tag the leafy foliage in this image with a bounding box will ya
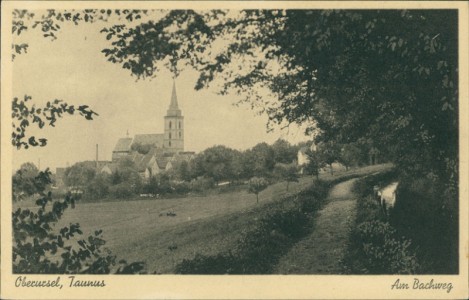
[12,162,40,201]
[13,170,144,274]
[342,172,456,274]
[274,163,299,191]
[390,176,458,273]
[316,141,341,175]
[346,220,419,274]
[12,95,98,149]
[243,143,276,178]
[12,9,148,60]
[271,139,298,164]
[130,142,152,155]
[99,9,457,186]
[248,177,269,203]
[191,145,240,183]
[63,162,97,188]
[304,149,324,179]
[339,143,363,170]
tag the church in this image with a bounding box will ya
[102,81,195,178]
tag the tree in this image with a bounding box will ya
[11,9,145,149]
[100,9,457,187]
[130,142,152,154]
[12,162,40,200]
[317,141,341,175]
[10,7,459,273]
[244,143,276,178]
[339,143,362,171]
[16,9,458,183]
[142,176,160,195]
[12,95,98,150]
[63,162,96,188]
[86,173,110,200]
[156,173,172,194]
[175,160,193,182]
[248,177,269,204]
[274,164,299,191]
[194,145,238,183]
[304,150,323,180]
[230,150,246,181]
[113,157,142,193]
[271,139,297,164]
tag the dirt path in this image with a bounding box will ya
[273,178,358,274]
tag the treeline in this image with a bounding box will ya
[61,140,300,200]
[13,139,377,202]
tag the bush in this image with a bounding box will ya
[173,181,191,195]
[355,195,384,223]
[175,253,238,274]
[109,182,135,199]
[190,177,215,193]
[341,173,425,275]
[141,176,160,195]
[84,173,110,200]
[175,179,331,274]
[390,176,458,273]
[348,220,419,274]
[296,180,329,213]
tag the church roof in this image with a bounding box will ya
[132,134,164,146]
[166,81,182,117]
[113,138,133,152]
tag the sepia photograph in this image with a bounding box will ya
[1,1,468,299]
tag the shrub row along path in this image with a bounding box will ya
[274,178,359,274]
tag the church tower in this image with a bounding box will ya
[164,81,184,152]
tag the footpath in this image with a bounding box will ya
[273,178,358,274]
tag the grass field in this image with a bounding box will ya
[13,164,392,273]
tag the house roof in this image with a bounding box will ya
[156,157,172,169]
[96,161,112,169]
[101,163,119,173]
[132,134,164,146]
[177,152,195,160]
[125,151,159,173]
[113,138,133,152]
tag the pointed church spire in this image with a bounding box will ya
[169,80,179,110]
[166,79,182,117]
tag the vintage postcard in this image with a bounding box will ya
[1,1,468,299]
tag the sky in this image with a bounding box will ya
[12,12,310,171]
